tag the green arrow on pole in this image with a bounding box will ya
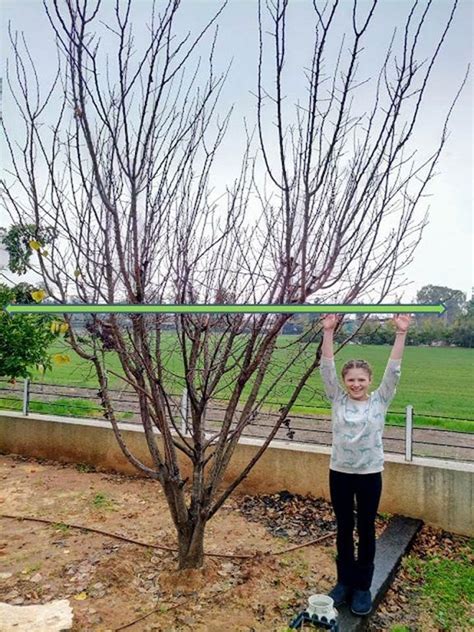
[5,303,445,314]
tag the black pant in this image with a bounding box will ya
[329,469,382,591]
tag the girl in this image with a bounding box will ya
[320,313,411,616]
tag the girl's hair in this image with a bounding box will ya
[341,359,373,379]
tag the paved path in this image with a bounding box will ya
[337,516,423,631]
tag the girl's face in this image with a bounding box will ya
[343,367,372,401]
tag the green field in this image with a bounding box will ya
[2,337,473,431]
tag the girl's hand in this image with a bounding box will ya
[322,314,339,331]
[393,314,411,333]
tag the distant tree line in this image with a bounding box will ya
[354,286,473,348]
[352,308,473,348]
[285,286,474,348]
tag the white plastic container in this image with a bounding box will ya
[307,594,338,621]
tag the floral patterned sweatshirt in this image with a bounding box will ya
[319,356,401,474]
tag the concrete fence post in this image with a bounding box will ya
[405,404,413,461]
[22,378,30,416]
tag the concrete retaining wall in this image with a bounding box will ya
[0,412,472,536]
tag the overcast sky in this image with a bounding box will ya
[1,0,472,301]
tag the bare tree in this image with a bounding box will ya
[0,0,465,568]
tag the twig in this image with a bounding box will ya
[114,597,186,631]
[114,579,237,631]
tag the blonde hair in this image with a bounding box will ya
[341,359,373,379]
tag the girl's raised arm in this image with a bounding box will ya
[377,314,411,405]
[390,314,411,360]
[322,314,339,358]
[320,315,343,402]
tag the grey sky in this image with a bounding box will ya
[1,0,472,300]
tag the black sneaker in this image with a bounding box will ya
[350,589,372,616]
[328,582,351,606]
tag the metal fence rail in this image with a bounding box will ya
[1,379,473,463]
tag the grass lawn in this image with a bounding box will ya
[3,337,472,430]
[401,540,474,631]
[0,396,133,420]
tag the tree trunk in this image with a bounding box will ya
[177,519,206,569]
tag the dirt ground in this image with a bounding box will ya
[1,454,471,632]
[0,453,346,631]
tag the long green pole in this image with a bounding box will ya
[5,303,445,314]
